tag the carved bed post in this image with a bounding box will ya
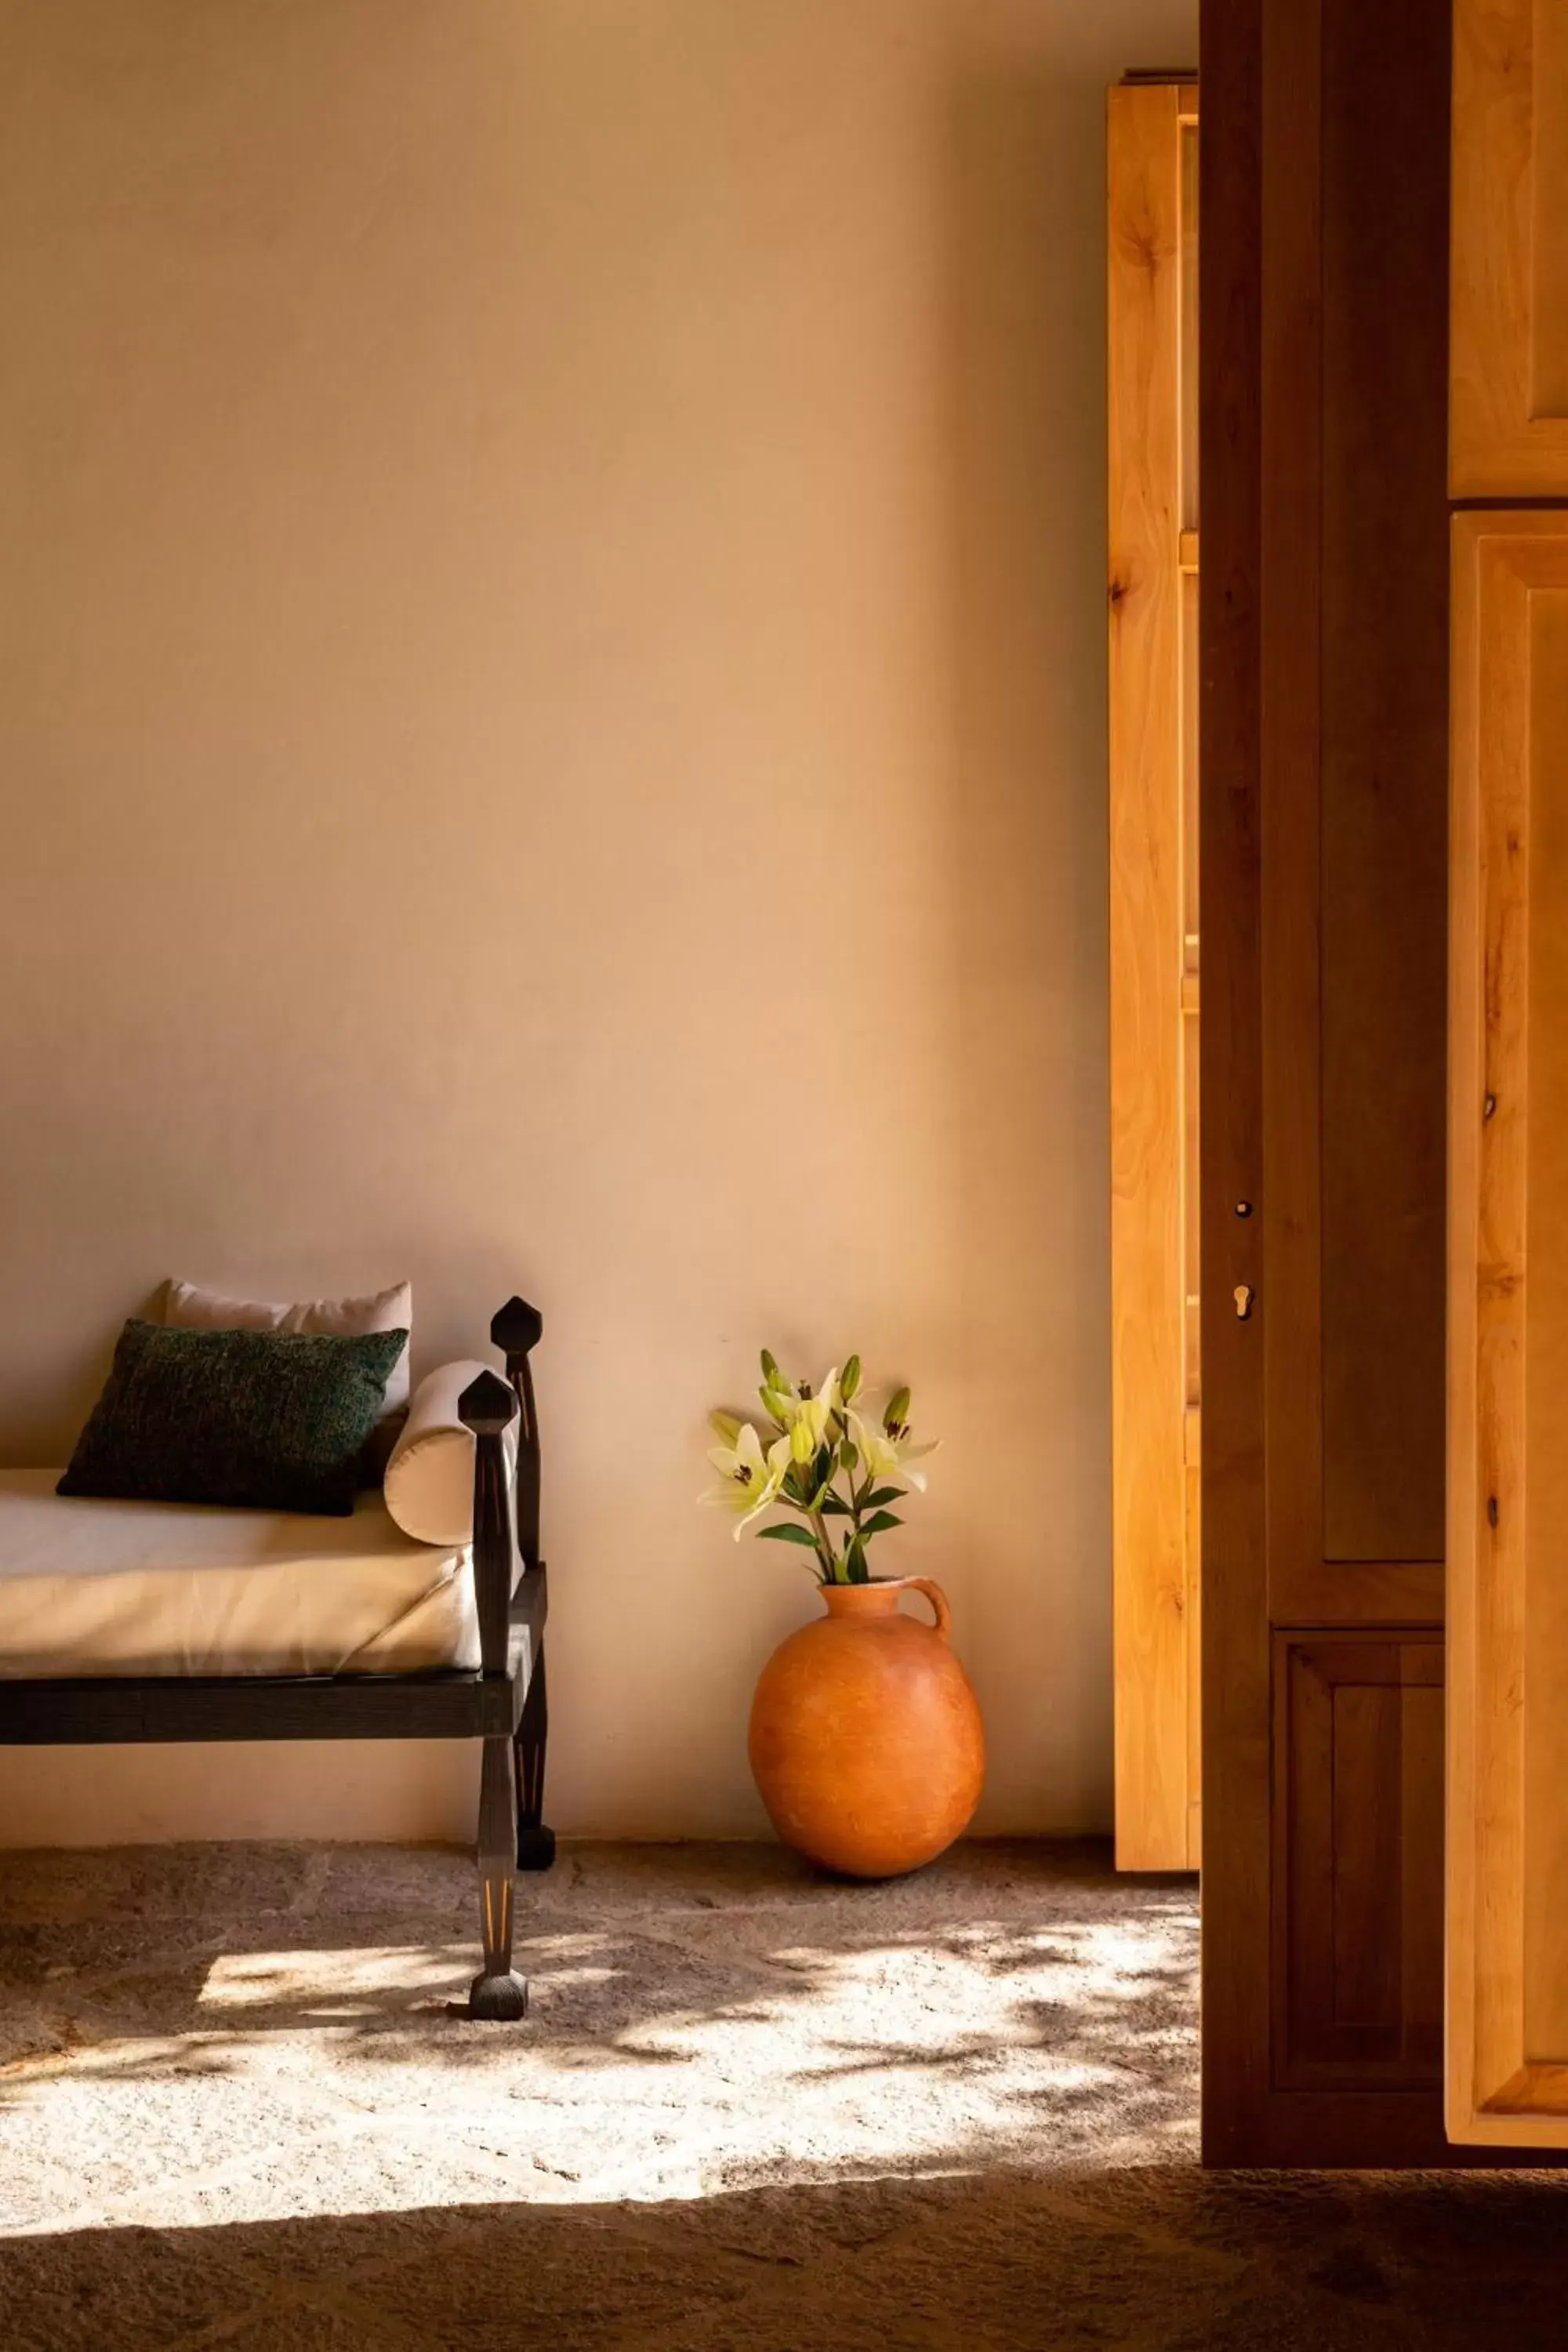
[491,1296,554,1871]
[459,1367,527,2020]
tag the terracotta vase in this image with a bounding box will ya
[747,1576,985,1878]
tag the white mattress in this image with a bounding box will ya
[0,1470,479,1678]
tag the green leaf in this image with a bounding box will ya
[813,1443,833,1489]
[844,1533,870,1584]
[860,1510,903,1537]
[756,1523,821,1548]
[819,1494,851,1516]
[862,1484,906,1508]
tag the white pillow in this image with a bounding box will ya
[162,1276,412,1419]
[383,1358,517,1547]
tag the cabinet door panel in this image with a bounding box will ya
[1448,510,1568,2146]
[1452,0,1568,495]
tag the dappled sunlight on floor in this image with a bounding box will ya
[0,1840,1198,2231]
[8,1847,1568,2349]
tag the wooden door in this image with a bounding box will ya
[1201,0,1459,2166]
[1448,511,1568,2148]
[1108,76,1201,1873]
[1445,0,1568,2157]
[1451,0,1568,495]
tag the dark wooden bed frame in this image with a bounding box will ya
[0,1296,554,2022]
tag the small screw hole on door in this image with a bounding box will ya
[1233,1283,1254,1322]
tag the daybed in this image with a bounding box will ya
[0,1295,552,2021]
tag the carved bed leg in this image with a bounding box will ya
[469,1733,528,2020]
[514,1643,556,1871]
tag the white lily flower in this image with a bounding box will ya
[700,1420,793,1537]
[770,1367,841,1466]
[848,1406,941,1494]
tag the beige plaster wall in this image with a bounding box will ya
[0,0,1196,1845]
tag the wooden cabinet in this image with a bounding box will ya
[1452,0,1568,496]
[1447,513,1568,2147]
[1108,77,1201,1873]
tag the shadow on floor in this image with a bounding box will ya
[7,2165,1568,2352]
[3,1846,1568,2347]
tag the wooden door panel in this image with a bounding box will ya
[1109,79,1202,1872]
[1261,0,1450,1624]
[1275,1634,1443,2086]
[1201,0,1459,2165]
[1448,510,1568,2146]
[1319,17,1450,1559]
[1318,0,1450,1570]
[1206,0,1568,2171]
[1452,0,1568,496]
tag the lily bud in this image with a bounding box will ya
[709,1410,745,1447]
[884,1386,912,1436]
[840,1355,862,1403]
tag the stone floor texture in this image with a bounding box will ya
[0,1838,1565,2347]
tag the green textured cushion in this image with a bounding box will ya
[58,1321,411,1516]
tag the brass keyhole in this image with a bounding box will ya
[1233,1283,1254,1322]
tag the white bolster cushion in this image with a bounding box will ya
[383,1359,517,1547]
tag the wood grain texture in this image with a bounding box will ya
[1452,0,1568,495]
[1109,78,1200,1871]
[1199,0,1268,2163]
[1319,0,1450,1563]
[1264,0,1450,1599]
[1274,1632,1443,2088]
[1447,510,1568,2145]
[1258,0,1326,1614]
[1202,0,1461,2166]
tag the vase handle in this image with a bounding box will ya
[902,1577,951,1642]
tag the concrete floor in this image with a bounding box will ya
[1,1839,1565,2347]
